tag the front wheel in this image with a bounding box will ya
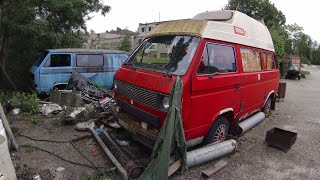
[203,116,229,145]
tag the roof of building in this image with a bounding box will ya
[146,10,275,52]
[47,48,128,54]
[107,28,138,35]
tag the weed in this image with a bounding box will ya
[301,70,310,76]
[83,175,107,180]
[47,127,54,134]
[10,92,39,114]
[24,143,36,153]
[29,117,44,125]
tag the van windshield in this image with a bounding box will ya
[34,51,49,66]
[124,35,200,76]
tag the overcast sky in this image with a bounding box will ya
[86,0,320,43]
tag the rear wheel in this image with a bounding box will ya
[203,116,229,145]
[263,98,272,116]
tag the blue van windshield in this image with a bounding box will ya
[35,51,49,66]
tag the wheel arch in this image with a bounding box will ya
[52,83,68,90]
[264,90,275,107]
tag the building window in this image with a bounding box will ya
[240,48,262,72]
[76,54,104,67]
[148,27,152,32]
[198,43,236,74]
[141,27,145,33]
[44,54,71,67]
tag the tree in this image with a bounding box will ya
[0,0,110,89]
[117,35,132,52]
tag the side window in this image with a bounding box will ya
[198,43,236,74]
[106,54,128,66]
[265,53,275,70]
[44,54,71,67]
[240,48,262,72]
[76,54,104,67]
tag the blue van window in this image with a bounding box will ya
[44,54,71,67]
[76,54,104,67]
[106,54,128,66]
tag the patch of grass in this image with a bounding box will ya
[24,143,37,153]
[47,127,54,134]
[11,92,39,114]
[83,175,107,180]
[301,70,310,76]
[29,117,44,125]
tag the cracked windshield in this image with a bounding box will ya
[125,35,200,75]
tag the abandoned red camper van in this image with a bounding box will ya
[111,10,279,148]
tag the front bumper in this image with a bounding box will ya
[110,104,158,148]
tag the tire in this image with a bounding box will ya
[203,116,229,145]
[263,98,272,116]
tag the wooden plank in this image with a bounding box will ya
[201,160,227,178]
[89,127,128,180]
[168,159,182,177]
[0,104,19,151]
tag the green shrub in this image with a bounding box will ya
[11,92,39,114]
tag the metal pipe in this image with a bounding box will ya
[186,139,237,168]
[238,112,265,134]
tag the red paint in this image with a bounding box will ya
[234,26,246,36]
[114,37,279,141]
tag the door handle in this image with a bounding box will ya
[234,84,241,89]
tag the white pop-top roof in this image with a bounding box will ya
[193,10,275,52]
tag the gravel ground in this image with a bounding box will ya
[173,64,320,180]
[9,114,118,180]
[8,65,320,180]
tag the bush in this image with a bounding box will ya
[11,92,39,114]
[301,56,311,65]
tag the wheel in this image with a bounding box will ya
[203,116,229,145]
[263,98,272,116]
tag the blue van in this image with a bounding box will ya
[31,49,129,94]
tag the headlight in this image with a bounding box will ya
[113,81,118,90]
[162,96,170,110]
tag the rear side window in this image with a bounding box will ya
[197,43,236,74]
[106,54,128,66]
[44,54,71,67]
[264,53,275,70]
[241,48,262,72]
[76,54,104,67]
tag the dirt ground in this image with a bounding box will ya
[7,65,320,180]
[8,112,151,180]
[172,64,320,180]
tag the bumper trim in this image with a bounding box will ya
[110,105,158,148]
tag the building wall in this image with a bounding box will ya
[83,22,166,52]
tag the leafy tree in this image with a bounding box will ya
[117,35,132,52]
[0,0,110,89]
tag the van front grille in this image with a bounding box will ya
[115,80,161,110]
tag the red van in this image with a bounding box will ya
[111,10,279,148]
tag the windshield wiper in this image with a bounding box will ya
[163,67,173,78]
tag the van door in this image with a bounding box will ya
[39,53,73,93]
[74,53,128,89]
[190,42,241,139]
[238,48,264,119]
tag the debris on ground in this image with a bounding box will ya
[39,103,62,116]
[11,108,21,115]
[75,121,95,131]
[201,160,227,178]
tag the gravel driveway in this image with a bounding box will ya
[173,64,320,180]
